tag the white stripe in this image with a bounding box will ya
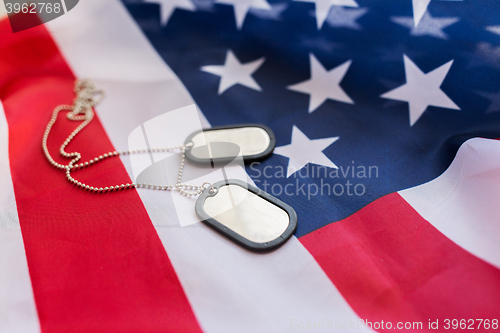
[0,102,41,333]
[47,1,372,332]
[400,138,500,269]
[0,1,7,20]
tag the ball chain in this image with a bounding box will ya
[42,79,214,197]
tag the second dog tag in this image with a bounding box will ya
[195,179,297,252]
[185,124,275,164]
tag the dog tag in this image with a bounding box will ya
[185,124,275,164]
[195,179,297,252]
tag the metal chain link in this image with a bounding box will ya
[42,79,214,197]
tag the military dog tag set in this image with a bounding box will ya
[43,80,297,252]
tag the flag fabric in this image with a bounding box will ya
[0,0,500,332]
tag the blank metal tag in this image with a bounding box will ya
[195,179,297,252]
[185,124,275,164]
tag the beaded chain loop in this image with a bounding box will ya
[42,79,213,197]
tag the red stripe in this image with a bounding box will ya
[301,192,500,332]
[0,16,12,33]
[0,20,202,333]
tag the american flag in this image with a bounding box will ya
[0,0,499,332]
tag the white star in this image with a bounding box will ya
[467,42,500,70]
[477,90,500,114]
[486,26,500,36]
[216,0,272,29]
[145,0,196,26]
[325,7,368,30]
[294,0,359,29]
[201,50,265,94]
[287,54,354,113]
[412,0,431,27]
[391,11,459,39]
[412,0,462,27]
[249,2,288,21]
[274,126,339,178]
[191,0,216,11]
[380,55,460,126]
